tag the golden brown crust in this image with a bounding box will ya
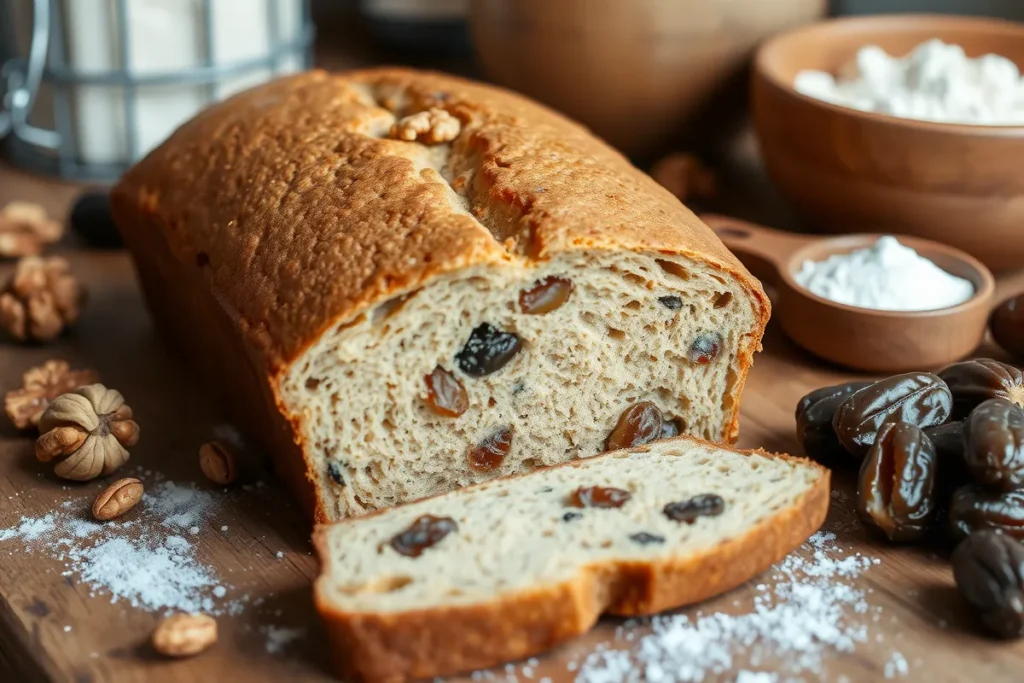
[312,438,829,683]
[112,68,768,369]
[111,68,770,520]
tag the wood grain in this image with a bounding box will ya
[1,146,1024,683]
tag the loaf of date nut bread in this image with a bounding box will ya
[110,68,770,522]
[313,437,829,683]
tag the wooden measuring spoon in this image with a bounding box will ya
[702,214,995,373]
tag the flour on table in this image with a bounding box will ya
[795,39,1024,125]
[794,236,974,311]
[0,478,239,615]
[734,672,775,683]
[0,513,56,542]
[570,532,897,683]
[261,625,306,654]
[884,652,909,679]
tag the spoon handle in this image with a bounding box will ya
[700,214,819,286]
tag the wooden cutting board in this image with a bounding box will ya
[2,169,1024,683]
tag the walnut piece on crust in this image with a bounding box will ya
[390,108,461,144]
[0,202,63,258]
[650,153,718,203]
[36,384,140,481]
[5,360,100,430]
[0,256,86,343]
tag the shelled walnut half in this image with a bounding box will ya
[4,360,99,430]
[35,384,140,481]
[390,108,461,144]
[0,202,63,258]
[0,256,86,342]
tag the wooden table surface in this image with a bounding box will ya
[2,138,1024,682]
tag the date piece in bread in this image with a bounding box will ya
[111,68,770,522]
[313,436,829,683]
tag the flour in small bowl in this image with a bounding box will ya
[794,39,1024,125]
[793,236,974,311]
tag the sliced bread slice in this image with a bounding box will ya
[313,437,830,683]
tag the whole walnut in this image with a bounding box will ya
[0,202,63,258]
[0,256,85,342]
[35,384,140,481]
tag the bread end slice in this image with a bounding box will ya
[313,438,829,683]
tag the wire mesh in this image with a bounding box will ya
[0,0,314,181]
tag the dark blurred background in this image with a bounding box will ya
[2,0,1024,181]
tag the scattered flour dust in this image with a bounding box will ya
[261,625,306,654]
[569,532,897,683]
[0,477,240,615]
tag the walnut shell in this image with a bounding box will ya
[36,384,140,481]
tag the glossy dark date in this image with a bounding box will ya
[952,530,1024,639]
[923,420,972,493]
[991,294,1024,359]
[832,372,952,458]
[938,359,1024,418]
[857,422,938,542]
[964,398,1024,492]
[796,380,873,463]
[949,485,1024,541]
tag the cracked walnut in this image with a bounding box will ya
[0,256,86,342]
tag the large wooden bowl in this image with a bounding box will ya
[752,15,1024,272]
[470,0,825,159]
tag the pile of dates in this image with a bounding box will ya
[797,358,1024,638]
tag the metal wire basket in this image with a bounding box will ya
[0,0,314,181]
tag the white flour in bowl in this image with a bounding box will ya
[794,39,1024,125]
[793,236,974,311]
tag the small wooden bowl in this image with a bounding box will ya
[752,14,1024,271]
[702,215,995,372]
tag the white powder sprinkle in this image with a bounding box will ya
[221,525,229,532]
[735,672,775,683]
[575,532,883,683]
[884,652,909,679]
[0,514,56,542]
[213,423,245,448]
[63,625,72,633]
[147,482,216,529]
[262,625,305,654]
[189,526,200,535]
[276,551,284,559]
[0,481,237,614]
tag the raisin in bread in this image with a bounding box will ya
[313,436,829,683]
[110,68,770,522]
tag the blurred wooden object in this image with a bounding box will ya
[754,15,1024,271]
[470,0,826,159]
